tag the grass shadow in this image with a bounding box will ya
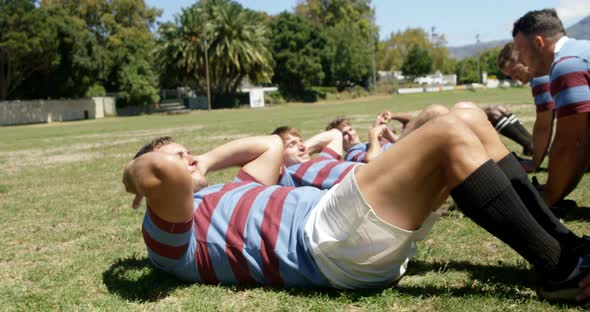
[102,255,579,308]
[397,260,580,308]
[102,255,190,302]
[406,259,535,288]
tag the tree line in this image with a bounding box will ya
[0,0,506,107]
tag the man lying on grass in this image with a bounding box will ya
[123,106,590,302]
[270,106,453,191]
[324,111,406,163]
[270,126,356,189]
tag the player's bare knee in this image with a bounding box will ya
[453,101,478,110]
[423,104,449,117]
[431,115,476,146]
[450,107,488,129]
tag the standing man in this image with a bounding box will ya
[512,9,590,206]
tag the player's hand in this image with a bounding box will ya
[369,124,386,139]
[194,154,209,176]
[374,111,392,126]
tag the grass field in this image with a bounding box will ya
[1,87,589,311]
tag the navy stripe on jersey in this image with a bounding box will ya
[143,169,330,287]
[279,147,357,189]
[531,76,555,112]
[549,38,590,118]
[345,141,394,163]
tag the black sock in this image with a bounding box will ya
[494,115,533,153]
[450,160,578,279]
[497,153,583,248]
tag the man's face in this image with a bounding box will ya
[281,134,310,167]
[340,124,360,149]
[513,33,551,77]
[157,143,208,191]
[501,62,530,84]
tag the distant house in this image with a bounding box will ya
[414,71,457,86]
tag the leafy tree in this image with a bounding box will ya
[378,28,455,74]
[480,47,503,78]
[401,45,432,78]
[270,12,326,96]
[17,7,102,99]
[157,0,273,107]
[295,0,372,27]
[325,22,372,88]
[41,0,161,106]
[455,47,504,84]
[455,57,479,84]
[0,0,58,100]
[295,0,377,89]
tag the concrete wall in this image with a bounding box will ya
[94,97,116,116]
[0,97,115,126]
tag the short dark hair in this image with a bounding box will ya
[134,136,175,159]
[325,116,351,131]
[271,126,301,141]
[496,42,519,70]
[512,9,566,38]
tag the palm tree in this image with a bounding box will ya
[157,0,273,105]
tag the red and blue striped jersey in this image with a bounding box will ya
[142,170,330,287]
[531,76,555,112]
[345,141,394,163]
[549,38,590,118]
[279,147,356,189]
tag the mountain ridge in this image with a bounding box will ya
[448,15,590,60]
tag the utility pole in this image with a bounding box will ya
[476,34,481,83]
[371,35,377,95]
[369,7,377,95]
[204,37,211,111]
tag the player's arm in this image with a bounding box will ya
[123,152,195,222]
[198,135,283,186]
[389,112,414,127]
[304,129,343,155]
[526,110,554,172]
[381,126,399,143]
[364,125,386,163]
[544,113,589,205]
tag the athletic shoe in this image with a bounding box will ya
[550,199,578,218]
[523,145,533,156]
[537,255,590,301]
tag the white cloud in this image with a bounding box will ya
[556,0,590,24]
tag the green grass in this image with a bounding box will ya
[1,87,588,311]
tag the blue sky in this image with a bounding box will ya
[145,0,590,46]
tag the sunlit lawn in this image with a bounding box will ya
[1,87,589,311]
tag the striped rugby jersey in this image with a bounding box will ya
[279,147,356,189]
[142,170,330,287]
[549,37,590,118]
[530,75,555,112]
[345,140,394,163]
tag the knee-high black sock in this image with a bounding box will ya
[496,153,583,248]
[494,114,533,154]
[450,160,578,278]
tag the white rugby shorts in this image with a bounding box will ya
[304,165,441,289]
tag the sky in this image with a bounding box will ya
[145,0,590,47]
